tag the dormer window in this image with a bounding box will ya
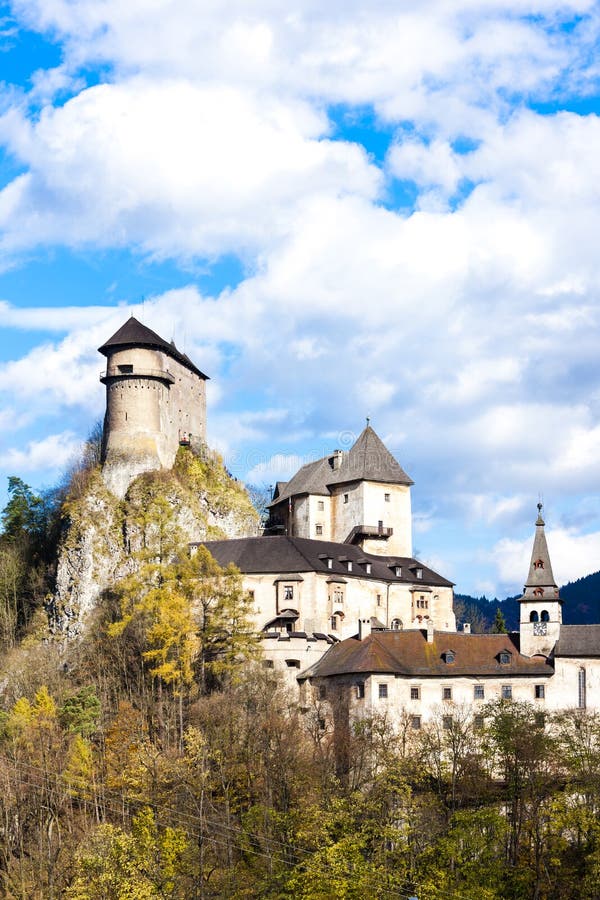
[499,651,512,665]
[444,650,455,664]
[395,566,402,577]
[347,561,352,573]
[365,562,372,574]
[416,568,423,580]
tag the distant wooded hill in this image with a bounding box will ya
[455,570,600,632]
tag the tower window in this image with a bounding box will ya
[317,500,325,511]
[410,686,420,700]
[384,493,390,502]
[315,525,323,536]
[530,611,539,623]
[378,683,388,699]
[541,610,550,622]
[283,585,294,601]
[343,494,349,504]
[534,684,545,700]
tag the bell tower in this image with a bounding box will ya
[518,503,562,657]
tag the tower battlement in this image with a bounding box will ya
[99,316,209,497]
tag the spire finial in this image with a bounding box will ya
[536,501,544,526]
[366,416,370,427]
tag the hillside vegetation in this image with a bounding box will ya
[1,449,600,897]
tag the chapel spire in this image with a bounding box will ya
[522,503,559,600]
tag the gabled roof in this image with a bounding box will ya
[196,535,453,587]
[270,425,412,505]
[98,316,209,380]
[300,630,553,679]
[555,625,600,657]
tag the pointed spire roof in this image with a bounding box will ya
[344,425,413,486]
[98,316,208,379]
[269,425,412,506]
[520,503,560,602]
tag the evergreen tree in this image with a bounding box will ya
[491,607,507,633]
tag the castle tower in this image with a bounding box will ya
[99,316,209,497]
[266,424,413,556]
[518,503,562,657]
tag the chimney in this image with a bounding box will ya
[463,623,471,634]
[426,619,434,644]
[358,618,372,641]
[329,450,343,471]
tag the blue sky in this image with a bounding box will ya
[1,0,600,598]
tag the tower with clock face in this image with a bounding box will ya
[518,504,562,658]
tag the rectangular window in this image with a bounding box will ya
[474,685,485,700]
[285,659,301,668]
[343,494,349,504]
[443,715,453,730]
[378,683,388,699]
[411,715,421,730]
[410,686,420,700]
[317,500,325,511]
[315,524,323,535]
[416,569,423,579]
[377,593,382,606]
[535,684,545,700]
[579,668,586,709]
[474,715,485,730]
[283,585,294,601]
[501,685,513,700]
[248,590,255,601]
[356,683,365,699]
[443,686,452,701]
[384,493,391,502]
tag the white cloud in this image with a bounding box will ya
[0,78,380,263]
[245,453,307,486]
[0,431,81,473]
[493,526,600,591]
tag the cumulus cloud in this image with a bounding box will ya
[492,526,600,593]
[0,431,81,473]
[0,78,380,262]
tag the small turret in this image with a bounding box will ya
[518,503,562,657]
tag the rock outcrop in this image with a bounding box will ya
[51,447,260,633]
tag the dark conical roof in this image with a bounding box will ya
[98,316,208,379]
[519,503,560,603]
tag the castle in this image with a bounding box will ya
[98,317,600,711]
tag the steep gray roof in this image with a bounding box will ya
[195,535,453,587]
[299,630,553,679]
[555,625,600,657]
[519,504,560,603]
[270,425,413,505]
[99,316,209,380]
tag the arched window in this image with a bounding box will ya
[530,611,539,623]
[540,610,550,622]
[391,618,403,631]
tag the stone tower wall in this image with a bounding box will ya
[101,344,207,496]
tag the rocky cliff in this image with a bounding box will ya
[51,446,260,633]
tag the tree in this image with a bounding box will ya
[491,607,507,634]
